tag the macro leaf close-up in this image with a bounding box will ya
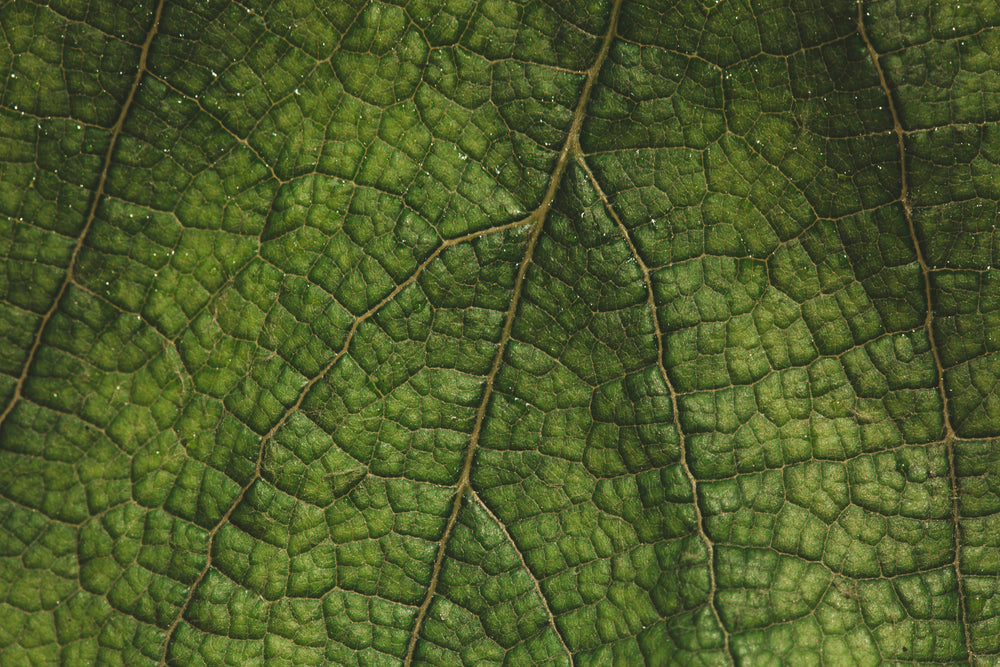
[2,0,1000,664]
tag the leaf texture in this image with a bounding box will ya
[1,0,999,664]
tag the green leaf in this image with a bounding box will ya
[1,0,999,664]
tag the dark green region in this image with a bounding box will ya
[1,0,999,665]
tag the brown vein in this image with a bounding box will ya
[0,0,166,432]
[402,182,546,667]
[470,489,573,661]
[575,153,735,664]
[402,1,625,663]
[156,216,530,665]
[856,0,970,659]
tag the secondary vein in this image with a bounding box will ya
[157,217,529,665]
[575,153,735,665]
[856,0,971,660]
[0,0,166,432]
[402,1,626,663]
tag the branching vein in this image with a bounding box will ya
[0,0,166,432]
[403,0,626,663]
[158,217,530,665]
[856,0,971,660]
[575,152,735,665]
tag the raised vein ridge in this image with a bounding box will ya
[403,1,626,663]
[575,153,736,665]
[0,0,166,432]
[157,217,529,665]
[856,0,971,660]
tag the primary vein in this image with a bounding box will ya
[403,1,626,663]
[0,0,166,432]
[157,217,529,665]
[575,153,736,665]
[856,0,970,660]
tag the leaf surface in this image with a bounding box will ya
[1,0,999,664]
